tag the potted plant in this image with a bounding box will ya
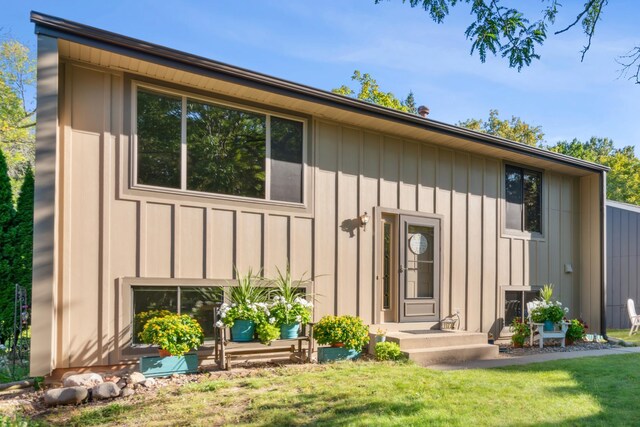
[313,315,370,362]
[138,314,204,377]
[529,284,569,331]
[375,328,387,343]
[216,269,280,345]
[565,318,587,345]
[269,266,313,339]
[509,317,530,348]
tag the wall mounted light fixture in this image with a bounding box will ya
[359,211,370,231]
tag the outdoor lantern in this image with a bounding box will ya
[359,211,370,231]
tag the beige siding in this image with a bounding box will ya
[41,57,602,372]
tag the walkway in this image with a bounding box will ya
[428,346,640,370]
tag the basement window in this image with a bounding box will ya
[505,165,542,234]
[132,286,222,344]
[504,289,539,325]
[135,85,305,204]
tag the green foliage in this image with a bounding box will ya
[375,1,613,73]
[313,315,370,351]
[565,318,587,343]
[548,137,640,205]
[256,322,280,345]
[374,341,404,361]
[530,300,567,323]
[229,268,267,306]
[540,284,554,303]
[134,309,173,340]
[509,317,530,346]
[139,314,204,356]
[458,109,544,146]
[0,149,15,340]
[269,266,313,325]
[333,70,418,113]
[11,169,33,296]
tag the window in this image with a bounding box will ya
[132,286,222,344]
[135,86,305,203]
[504,289,539,325]
[505,165,542,234]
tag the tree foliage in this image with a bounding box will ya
[0,148,15,340]
[333,70,418,113]
[548,137,640,205]
[458,109,545,147]
[375,1,640,82]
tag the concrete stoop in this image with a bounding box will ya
[371,328,498,366]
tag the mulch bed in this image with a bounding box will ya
[498,341,616,357]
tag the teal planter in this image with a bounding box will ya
[231,319,255,342]
[280,322,300,339]
[140,353,198,378]
[543,320,555,331]
[317,346,361,363]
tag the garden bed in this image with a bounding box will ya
[498,340,615,357]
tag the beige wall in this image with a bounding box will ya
[33,53,604,374]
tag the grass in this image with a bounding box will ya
[35,354,640,426]
[606,329,640,345]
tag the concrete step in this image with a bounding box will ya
[384,331,489,350]
[404,344,499,366]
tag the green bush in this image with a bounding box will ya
[375,341,404,361]
[313,315,369,351]
[510,318,530,347]
[139,314,204,356]
[566,318,587,342]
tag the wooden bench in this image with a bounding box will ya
[215,324,314,370]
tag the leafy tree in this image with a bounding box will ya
[458,110,545,147]
[0,40,36,189]
[333,70,419,113]
[375,1,639,83]
[12,168,33,302]
[0,148,15,340]
[548,137,640,205]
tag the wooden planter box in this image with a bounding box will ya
[139,353,199,377]
[317,347,360,363]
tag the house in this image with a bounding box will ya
[606,200,640,329]
[30,12,608,376]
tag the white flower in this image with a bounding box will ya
[269,317,276,324]
[215,320,224,328]
[231,303,236,308]
[286,304,292,310]
[296,315,302,322]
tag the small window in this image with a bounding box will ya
[505,165,542,234]
[132,286,222,344]
[135,86,304,204]
[504,289,539,325]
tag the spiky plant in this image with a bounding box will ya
[271,265,312,303]
[229,267,267,305]
[540,284,554,302]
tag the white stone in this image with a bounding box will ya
[63,373,103,388]
[128,371,146,384]
[91,382,121,400]
[44,386,88,406]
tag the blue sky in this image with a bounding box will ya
[3,1,639,149]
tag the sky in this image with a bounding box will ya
[3,0,639,149]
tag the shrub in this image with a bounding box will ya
[375,341,404,361]
[530,300,567,323]
[256,322,280,345]
[313,315,369,351]
[139,314,204,356]
[510,317,530,347]
[565,318,587,342]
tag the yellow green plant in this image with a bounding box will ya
[139,314,204,356]
[313,315,369,351]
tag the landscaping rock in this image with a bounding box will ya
[44,386,88,406]
[127,372,146,384]
[116,379,127,389]
[60,371,79,381]
[63,373,103,388]
[91,382,121,400]
[120,387,135,398]
[140,378,156,388]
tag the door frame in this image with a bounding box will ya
[373,207,445,325]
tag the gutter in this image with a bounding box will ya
[30,11,609,174]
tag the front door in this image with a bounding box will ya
[399,216,440,322]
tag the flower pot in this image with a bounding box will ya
[140,353,198,378]
[317,346,360,363]
[280,322,300,339]
[158,349,172,357]
[231,319,255,342]
[543,320,555,331]
[375,335,386,343]
[331,342,345,348]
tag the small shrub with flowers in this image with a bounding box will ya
[565,318,588,343]
[529,300,568,323]
[510,317,530,346]
[139,314,204,356]
[269,295,313,326]
[313,315,370,351]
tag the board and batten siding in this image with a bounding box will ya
[313,120,582,332]
[606,201,640,329]
[46,60,600,371]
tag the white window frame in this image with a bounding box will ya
[501,162,546,240]
[131,81,308,206]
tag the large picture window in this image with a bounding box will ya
[135,86,305,203]
[505,165,542,234]
[132,286,222,344]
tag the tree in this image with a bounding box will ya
[548,137,640,205]
[0,148,15,341]
[0,40,36,187]
[333,70,419,113]
[375,1,639,83]
[458,110,545,147]
[12,167,33,302]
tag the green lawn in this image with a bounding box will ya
[27,354,640,426]
[607,329,640,345]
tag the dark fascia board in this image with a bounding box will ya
[31,11,609,174]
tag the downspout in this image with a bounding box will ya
[600,171,607,338]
